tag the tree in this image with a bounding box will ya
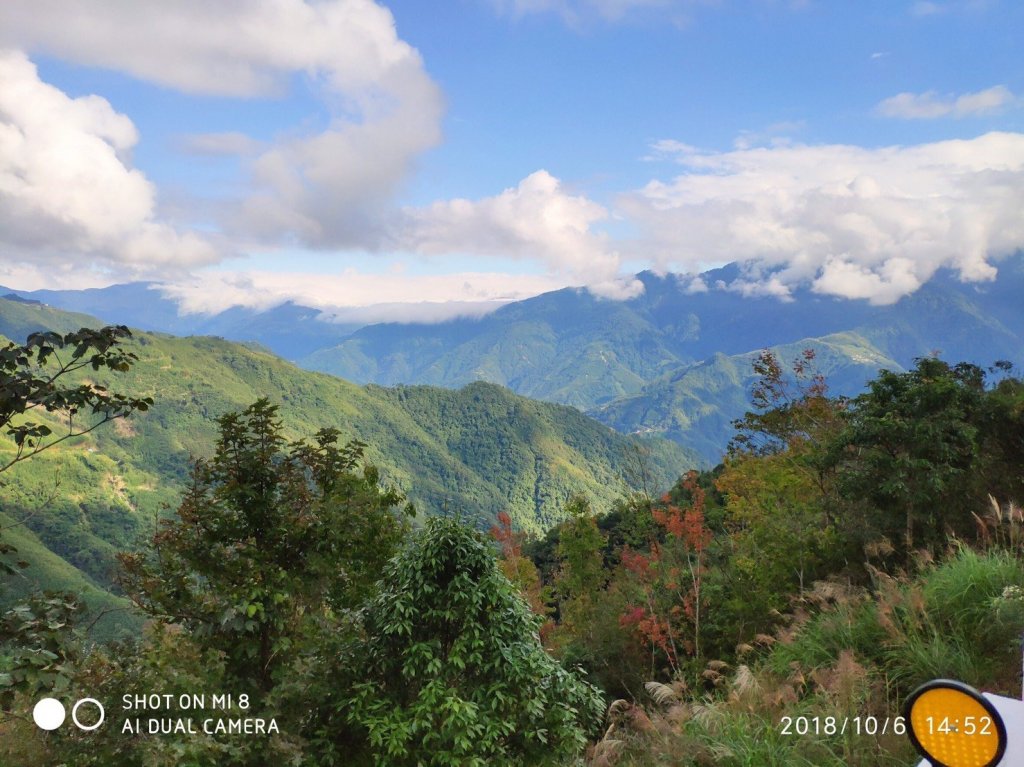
[730,348,842,458]
[0,325,152,474]
[618,471,712,676]
[0,593,82,711]
[717,347,846,603]
[554,494,607,611]
[490,511,550,630]
[119,398,411,695]
[715,451,837,637]
[830,358,986,556]
[975,371,1024,504]
[343,517,604,767]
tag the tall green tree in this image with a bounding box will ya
[715,451,837,636]
[730,348,843,458]
[554,494,607,610]
[119,398,411,695]
[976,369,1024,504]
[342,516,604,767]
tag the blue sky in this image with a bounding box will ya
[0,0,1022,319]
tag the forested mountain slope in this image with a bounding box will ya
[7,254,1022,468]
[588,333,902,463]
[303,258,1024,411]
[0,298,692,633]
[301,256,1024,460]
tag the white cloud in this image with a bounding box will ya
[156,269,568,323]
[620,132,1024,303]
[0,51,217,277]
[0,0,444,251]
[876,85,1017,119]
[732,121,806,150]
[0,0,422,99]
[397,170,642,299]
[0,1,635,302]
[237,67,442,248]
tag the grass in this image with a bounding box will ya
[597,546,1024,767]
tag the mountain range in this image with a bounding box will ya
[300,257,1024,462]
[6,253,1023,464]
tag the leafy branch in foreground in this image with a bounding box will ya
[0,325,153,474]
[0,325,152,578]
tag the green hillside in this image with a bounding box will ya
[0,512,136,642]
[589,333,901,463]
[0,295,102,338]
[14,258,1024,468]
[0,298,694,624]
[302,291,684,409]
[366,381,689,530]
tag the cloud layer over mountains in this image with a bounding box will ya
[628,131,1024,304]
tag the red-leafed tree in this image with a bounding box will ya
[490,511,551,633]
[619,471,712,674]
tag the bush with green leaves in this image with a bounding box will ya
[342,516,604,767]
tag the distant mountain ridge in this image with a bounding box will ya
[298,255,1024,460]
[7,254,1023,463]
[0,282,361,360]
[588,333,903,463]
[302,261,1022,396]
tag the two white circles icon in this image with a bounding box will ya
[32,698,105,731]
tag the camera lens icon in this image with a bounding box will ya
[32,697,105,731]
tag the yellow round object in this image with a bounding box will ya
[906,682,1005,767]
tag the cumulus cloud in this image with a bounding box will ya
[0,0,424,99]
[620,132,1024,303]
[876,85,1017,119]
[0,0,443,251]
[396,170,642,299]
[238,67,442,248]
[156,269,567,323]
[0,1,639,304]
[0,51,217,277]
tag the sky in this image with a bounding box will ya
[0,0,1022,320]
